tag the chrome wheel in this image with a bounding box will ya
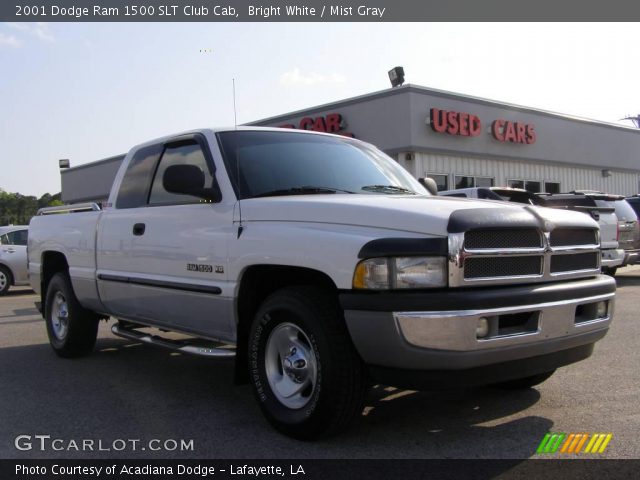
[265,322,318,409]
[0,271,7,291]
[51,291,69,341]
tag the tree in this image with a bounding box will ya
[0,189,63,225]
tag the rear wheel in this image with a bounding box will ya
[248,286,367,439]
[45,272,100,358]
[0,266,11,296]
[493,370,556,390]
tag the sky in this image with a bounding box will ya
[1,22,639,197]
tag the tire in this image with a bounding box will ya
[248,286,367,439]
[0,265,12,296]
[602,267,618,277]
[493,370,556,390]
[45,272,100,358]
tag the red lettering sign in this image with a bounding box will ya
[492,119,536,144]
[278,113,354,137]
[430,108,482,137]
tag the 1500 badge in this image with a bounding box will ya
[187,263,213,273]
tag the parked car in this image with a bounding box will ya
[29,127,615,439]
[440,186,546,205]
[606,198,640,269]
[562,192,640,273]
[539,193,624,275]
[0,225,29,295]
[625,195,640,218]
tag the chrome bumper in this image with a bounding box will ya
[623,249,640,266]
[601,248,625,267]
[394,292,614,352]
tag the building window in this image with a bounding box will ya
[544,181,560,194]
[508,179,544,193]
[455,175,474,189]
[524,181,541,193]
[427,173,449,191]
[476,177,495,188]
[455,175,495,189]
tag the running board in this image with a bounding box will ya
[111,324,235,358]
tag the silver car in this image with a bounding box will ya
[0,226,29,295]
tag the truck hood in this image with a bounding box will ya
[238,195,598,236]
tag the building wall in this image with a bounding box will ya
[397,152,639,196]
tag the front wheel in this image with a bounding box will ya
[602,267,618,277]
[248,286,367,439]
[0,265,11,296]
[45,272,100,358]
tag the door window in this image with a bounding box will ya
[6,230,28,246]
[149,142,214,205]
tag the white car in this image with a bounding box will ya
[0,225,29,295]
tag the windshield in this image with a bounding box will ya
[217,130,427,199]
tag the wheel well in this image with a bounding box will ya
[0,263,14,285]
[41,252,69,314]
[234,265,338,384]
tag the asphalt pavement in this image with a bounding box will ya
[1,268,638,459]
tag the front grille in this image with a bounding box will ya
[550,228,597,247]
[464,256,543,279]
[453,226,600,287]
[550,252,599,273]
[464,228,542,249]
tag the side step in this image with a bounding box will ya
[111,324,235,358]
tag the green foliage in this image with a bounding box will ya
[0,189,62,225]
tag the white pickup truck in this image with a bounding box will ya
[28,127,616,439]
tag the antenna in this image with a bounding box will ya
[232,78,238,128]
[621,114,640,128]
[233,78,243,238]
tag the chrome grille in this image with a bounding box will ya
[449,226,601,287]
[465,256,543,279]
[550,252,600,273]
[464,228,542,249]
[550,228,598,247]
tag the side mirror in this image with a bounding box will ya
[418,177,439,195]
[163,164,221,201]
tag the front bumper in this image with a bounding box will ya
[340,275,615,388]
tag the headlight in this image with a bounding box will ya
[353,256,447,289]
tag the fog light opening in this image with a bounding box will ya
[595,301,608,319]
[476,317,490,339]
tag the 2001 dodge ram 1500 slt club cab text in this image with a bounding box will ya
[29,127,616,439]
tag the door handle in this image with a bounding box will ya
[133,223,146,236]
[3,248,15,253]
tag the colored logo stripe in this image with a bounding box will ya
[584,433,613,454]
[537,433,566,453]
[537,433,613,454]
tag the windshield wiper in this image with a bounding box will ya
[361,185,417,194]
[252,186,355,198]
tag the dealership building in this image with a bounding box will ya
[61,84,640,203]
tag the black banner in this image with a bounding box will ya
[3,0,640,22]
[3,459,640,480]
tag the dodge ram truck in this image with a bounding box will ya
[28,127,616,439]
